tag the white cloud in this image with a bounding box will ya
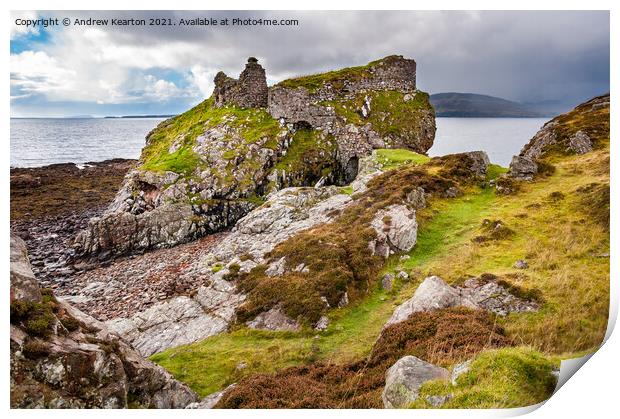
[11,51,77,97]
[11,11,39,40]
[189,65,216,98]
[142,75,186,101]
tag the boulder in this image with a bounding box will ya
[246,307,300,332]
[508,156,537,180]
[370,204,418,258]
[463,151,490,179]
[10,235,41,303]
[385,276,477,327]
[9,234,199,408]
[382,356,449,408]
[513,259,529,269]
[381,273,395,291]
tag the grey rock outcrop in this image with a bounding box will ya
[385,274,540,328]
[74,203,199,257]
[508,155,538,180]
[509,94,609,178]
[105,284,241,357]
[10,235,41,303]
[369,204,418,258]
[382,356,449,408]
[246,307,300,332]
[457,276,539,316]
[385,276,477,327]
[567,130,593,154]
[10,234,199,409]
[96,186,352,354]
[74,55,436,259]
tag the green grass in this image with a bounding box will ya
[323,90,433,142]
[486,163,509,181]
[412,347,558,408]
[375,149,431,171]
[150,329,315,396]
[151,186,499,396]
[141,145,201,175]
[140,97,281,179]
[272,128,335,172]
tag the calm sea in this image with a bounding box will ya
[430,118,547,166]
[10,117,547,168]
[10,118,166,168]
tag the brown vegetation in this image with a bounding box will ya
[236,155,487,326]
[217,308,511,408]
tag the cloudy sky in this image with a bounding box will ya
[10,10,609,117]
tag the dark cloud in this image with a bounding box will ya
[12,10,609,115]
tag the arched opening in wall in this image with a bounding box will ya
[343,157,359,184]
[293,120,313,131]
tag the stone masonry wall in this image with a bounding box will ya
[213,57,268,108]
[268,55,417,128]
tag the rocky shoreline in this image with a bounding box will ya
[10,159,234,321]
[10,159,137,287]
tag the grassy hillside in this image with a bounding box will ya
[150,94,609,407]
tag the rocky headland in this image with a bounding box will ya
[10,55,609,409]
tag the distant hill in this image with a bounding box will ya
[105,114,176,119]
[430,93,547,117]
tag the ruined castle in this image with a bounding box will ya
[213,55,418,127]
[211,55,428,186]
[74,55,435,259]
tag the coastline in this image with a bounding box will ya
[10,158,136,287]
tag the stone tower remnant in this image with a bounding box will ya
[213,57,269,108]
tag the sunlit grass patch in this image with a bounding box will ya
[412,347,558,409]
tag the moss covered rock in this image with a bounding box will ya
[75,56,436,258]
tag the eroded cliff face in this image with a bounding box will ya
[508,93,609,179]
[10,235,198,408]
[74,55,436,259]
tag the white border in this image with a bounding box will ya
[3,2,616,418]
